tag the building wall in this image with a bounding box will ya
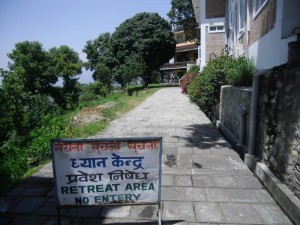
[206,0,225,18]
[249,0,277,45]
[200,0,226,70]
[205,27,226,61]
[248,0,299,69]
[226,0,300,69]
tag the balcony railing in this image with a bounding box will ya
[160,61,196,71]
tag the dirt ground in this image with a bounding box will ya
[72,101,115,126]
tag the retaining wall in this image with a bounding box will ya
[256,67,300,199]
[219,85,252,151]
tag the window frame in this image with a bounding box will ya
[176,34,185,44]
[238,0,246,37]
[253,0,269,19]
[208,25,225,33]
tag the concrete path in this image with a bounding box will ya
[0,87,294,225]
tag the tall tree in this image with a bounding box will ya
[83,32,117,88]
[111,12,176,87]
[168,0,198,41]
[6,41,57,95]
[2,41,83,114]
[48,45,83,109]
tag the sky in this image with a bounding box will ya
[0,0,172,84]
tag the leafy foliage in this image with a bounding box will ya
[226,56,255,86]
[83,13,175,88]
[83,33,116,88]
[48,45,83,109]
[0,114,73,193]
[187,65,199,74]
[6,41,57,95]
[181,72,198,94]
[187,53,235,112]
[168,0,198,41]
[0,41,83,194]
[111,12,176,87]
[119,55,147,85]
[187,53,255,114]
[79,82,109,103]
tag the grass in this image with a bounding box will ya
[0,85,162,196]
[71,85,161,138]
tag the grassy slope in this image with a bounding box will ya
[0,85,162,195]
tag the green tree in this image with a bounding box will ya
[48,45,83,109]
[111,12,176,87]
[168,0,198,41]
[119,55,147,85]
[0,41,82,140]
[6,41,56,95]
[83,33,116,88]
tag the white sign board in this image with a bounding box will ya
[51,137,162,206]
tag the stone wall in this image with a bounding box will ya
[219,85,252,147]
[256,67,300,199]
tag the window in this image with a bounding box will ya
[253,0,268,17]
[209,25,225,33]
[176,35,184,44]
[239,0,246,35]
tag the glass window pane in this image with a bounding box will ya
[210,26,217,31]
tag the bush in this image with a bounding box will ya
[187,65,199,73]
[187,75,201,103]
[79,82,109,103]
[181,72,198,94]
[0,113,73,194]
[187,53,255,114]
[226,56,255,86]
[196,54,234,112]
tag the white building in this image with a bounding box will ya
[226,0,300,69]
[192,0,226,70]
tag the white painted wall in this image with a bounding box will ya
[248,31,296,69]
[199,0,225,71]
[248,0,298,69]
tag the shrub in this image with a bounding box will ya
[0,113,72,194]
[181,72,198,94]
[187,75,201,103]
[187,65,199,73]
[187,53,235,113]
[227,56,255,86]
[79,82,109,103]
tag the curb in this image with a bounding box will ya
[245,154,300,225]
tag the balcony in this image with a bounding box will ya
[176,43,199,53]
[160,61,196,71]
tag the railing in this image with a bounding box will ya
[160,61,196,70]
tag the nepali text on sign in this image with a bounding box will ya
[51,138,162,206]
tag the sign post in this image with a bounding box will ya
[51,137,162,224]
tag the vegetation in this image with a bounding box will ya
[84,12,176,88]
[227,56,255,86]
[168,0,198,41]
[0,80,161,195]
[0,11,176,195]
[181,65,199,94]
[185,53,255,114]
[83,32,116,90]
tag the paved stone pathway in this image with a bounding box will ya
[0,87,294,225]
